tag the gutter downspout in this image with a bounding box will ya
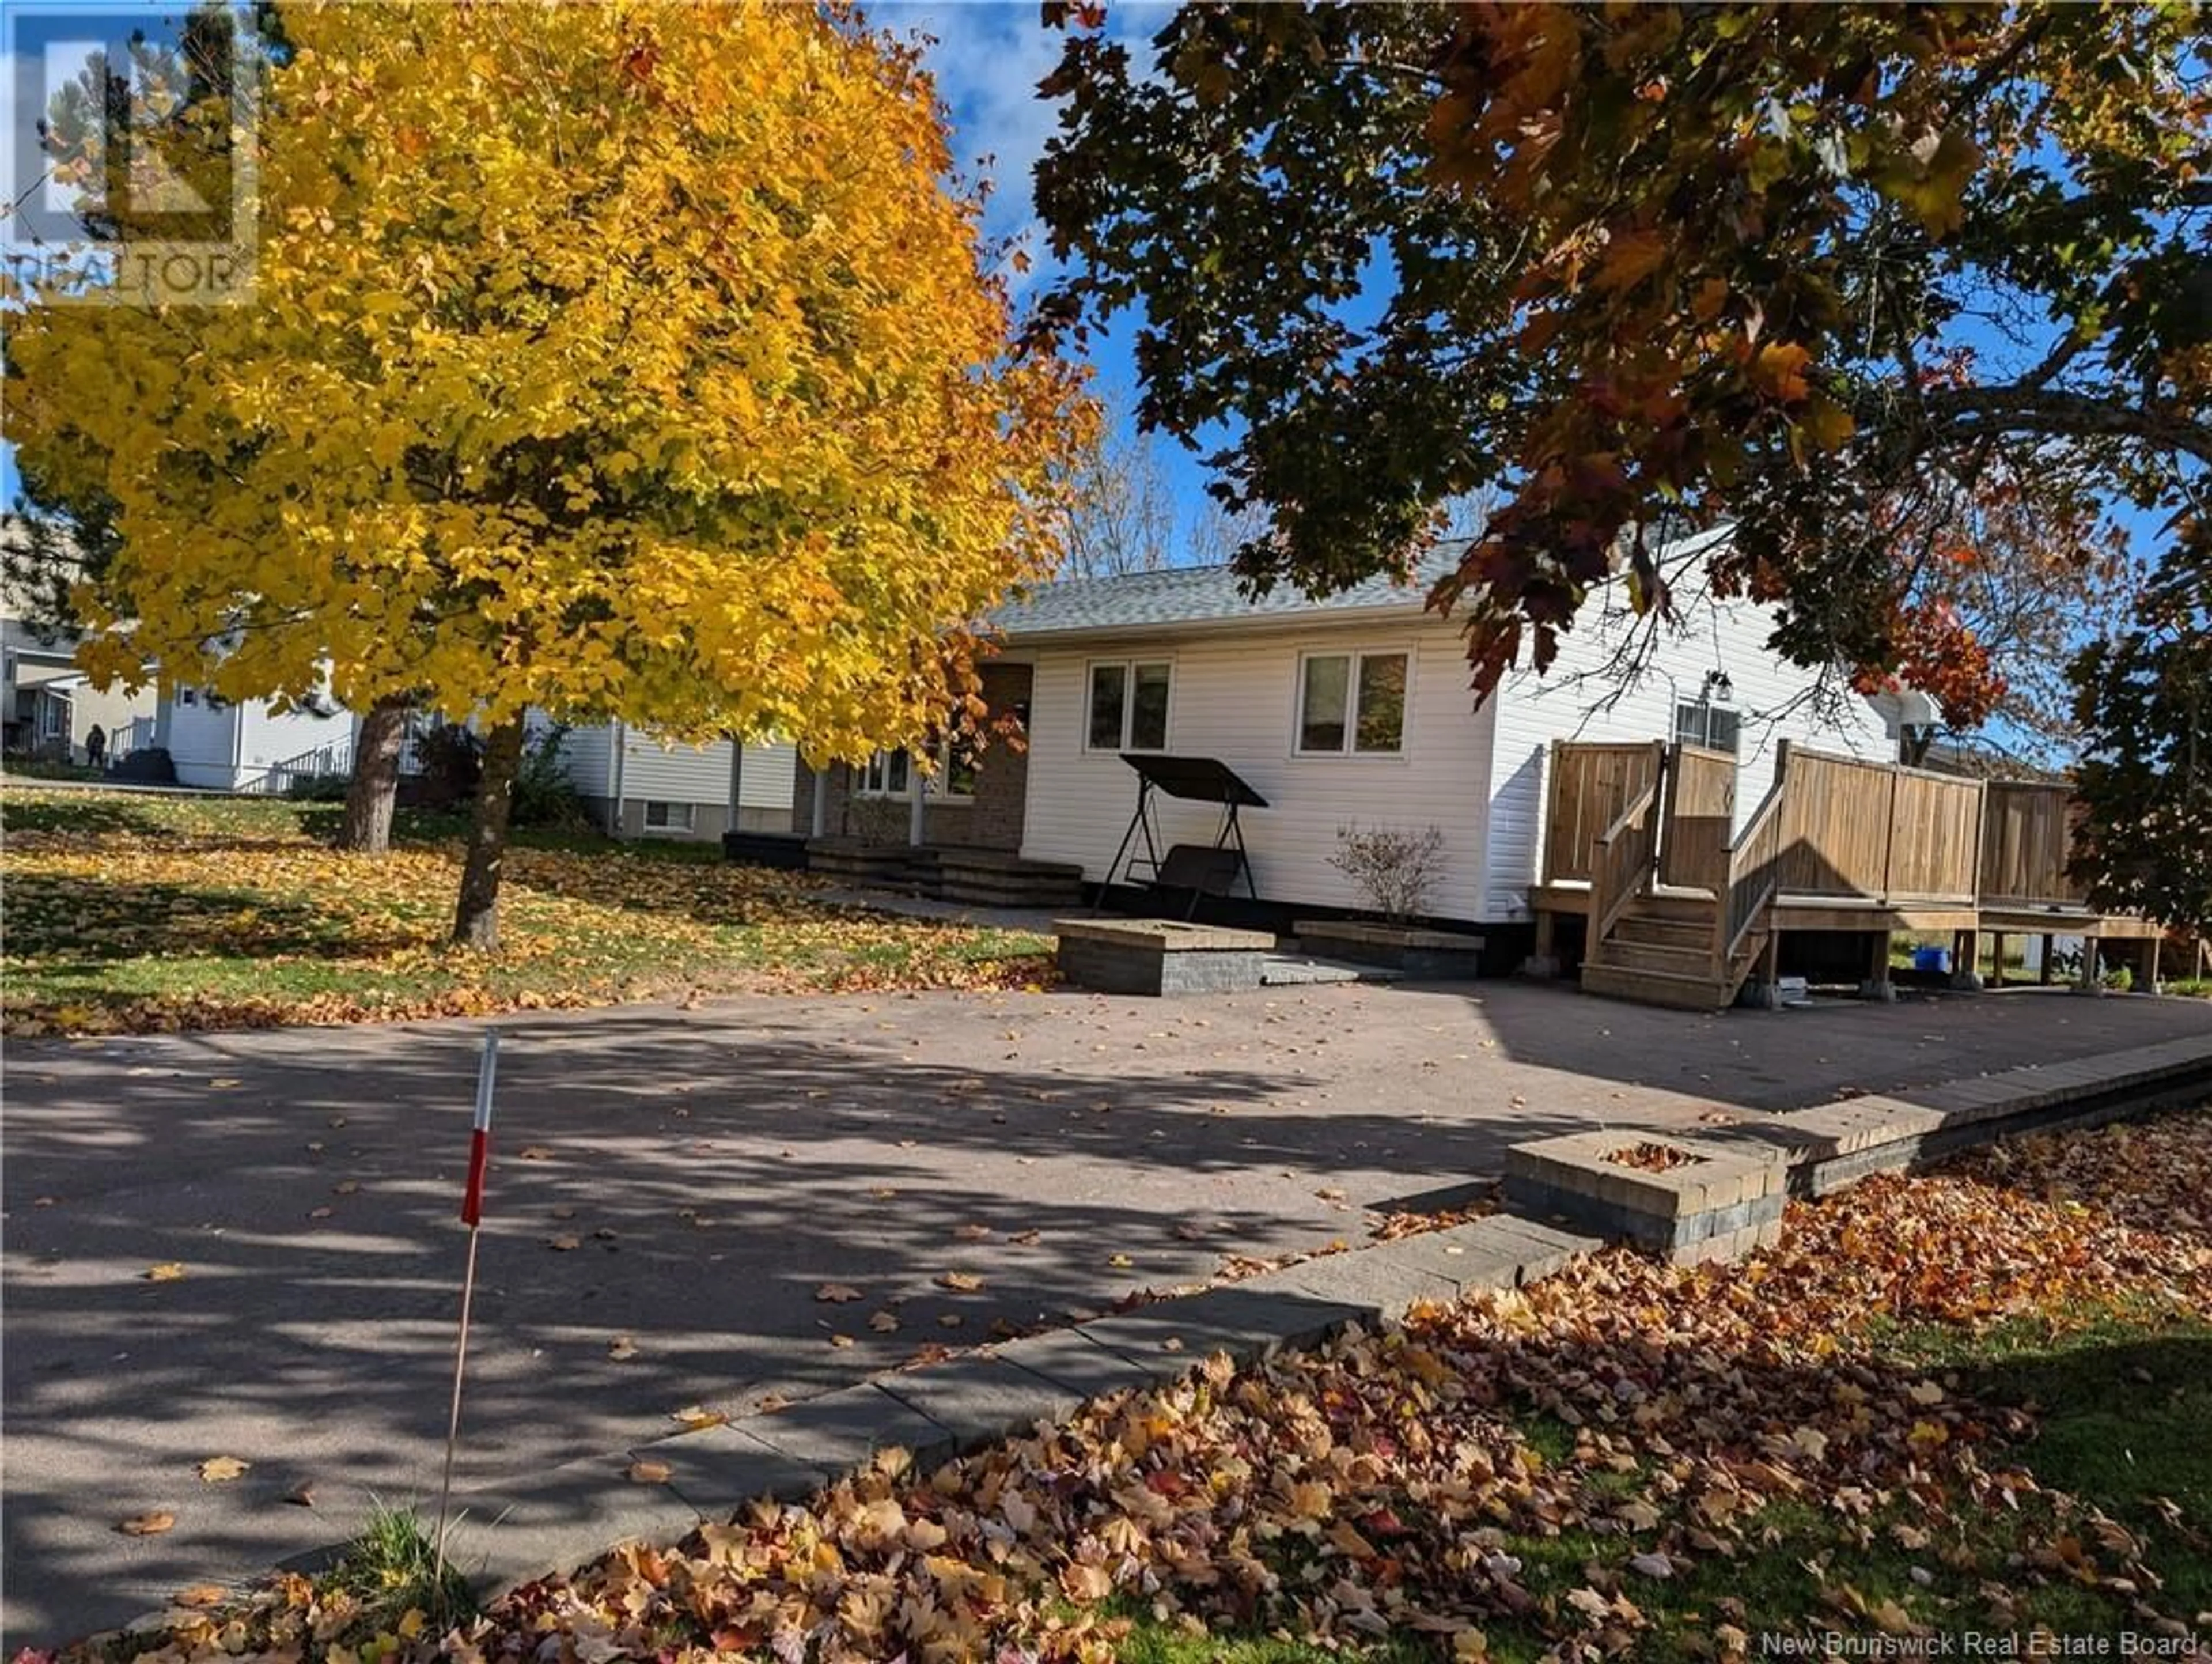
[726,737,743,835]
[607,720,626,837]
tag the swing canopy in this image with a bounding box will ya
[1118,753,1269,809]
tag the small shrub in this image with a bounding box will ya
[285,773,350,802]
[414,721,483,808]
[2101,963,2134,993]
[1328,823,1448,922]
[512,723,588,829]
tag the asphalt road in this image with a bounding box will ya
[6,979,2205,1645]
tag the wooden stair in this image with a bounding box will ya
[1580,891,1768,1012]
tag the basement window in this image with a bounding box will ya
[642,800,696,833]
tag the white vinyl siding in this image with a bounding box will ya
[1018,625,1491,918]
[591,730,797,810]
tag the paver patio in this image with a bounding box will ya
[4,977,2208,1644]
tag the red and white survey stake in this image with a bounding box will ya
[435,1030,501,1585]
[460,1033,497,1226]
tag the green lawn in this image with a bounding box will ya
[1,785,1054,1035]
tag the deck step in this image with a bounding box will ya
[1611,913,1715,950]
[1589,939,1716,978]
[1578,960,1736,1012]
[1620,892,1718,924]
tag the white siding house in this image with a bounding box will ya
[992,534,1893,928]
[559,721,798,841]
[155,686,358,790]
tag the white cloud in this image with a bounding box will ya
[869,2,1065,288]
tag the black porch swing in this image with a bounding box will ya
[1101,753,1269,920]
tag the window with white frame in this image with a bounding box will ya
[642,800,696,832]
[854,739,975,800]
[1297,651,1407,755]
[1673,699,1742,755]
[1086,660,1171,752]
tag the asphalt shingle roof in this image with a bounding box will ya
[993,543,1469,638]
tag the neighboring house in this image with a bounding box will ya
[2,562,159,766]
[944,530,1892,931]
[155,684,359,791]
[560,723,798,841]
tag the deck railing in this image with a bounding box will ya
[1546,736,2122,945]
[1713,761,1791,971]
[1772,747,1982,906]
[1978,781,2083,906]
[1588,771,1662,945]
[1542,739,1666,885]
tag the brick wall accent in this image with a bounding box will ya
[789,662,1032,852]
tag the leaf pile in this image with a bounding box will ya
[1,790,1054,1035]
[38,1109,2212,1664]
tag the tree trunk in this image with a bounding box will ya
[336,696,411,854]
[452,716,526,951]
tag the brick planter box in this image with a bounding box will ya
[1505,1132,1787,1264]
[1293,919,1486,978]
[1055,918,1276,996]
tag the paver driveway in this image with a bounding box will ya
[6,978,2207,1644]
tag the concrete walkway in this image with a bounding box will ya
[5,980,2207,1644]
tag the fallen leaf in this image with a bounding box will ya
[816,1283,864,1303]
[119,1512,176,1536]
[143,1262,186,1282]
[627,1460,671,1484]
[546,1235,581,1251]
[286,1483,317,1507]
[828,1334,855,1349]
[953,1223,993,1241]
[518,1146,554,1160]
[868,1310,901,1333]
[937,1271,983,1292]
[198,1456,249,1483]
[173,1583,228,1609]
[607,1336,638,1362]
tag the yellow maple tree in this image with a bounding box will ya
[5,0,1088,945]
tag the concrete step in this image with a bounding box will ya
[1579,960,1736,1012]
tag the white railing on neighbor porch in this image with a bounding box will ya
[235,738,355,796]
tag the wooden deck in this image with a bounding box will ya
[1533,738,2171,1011]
